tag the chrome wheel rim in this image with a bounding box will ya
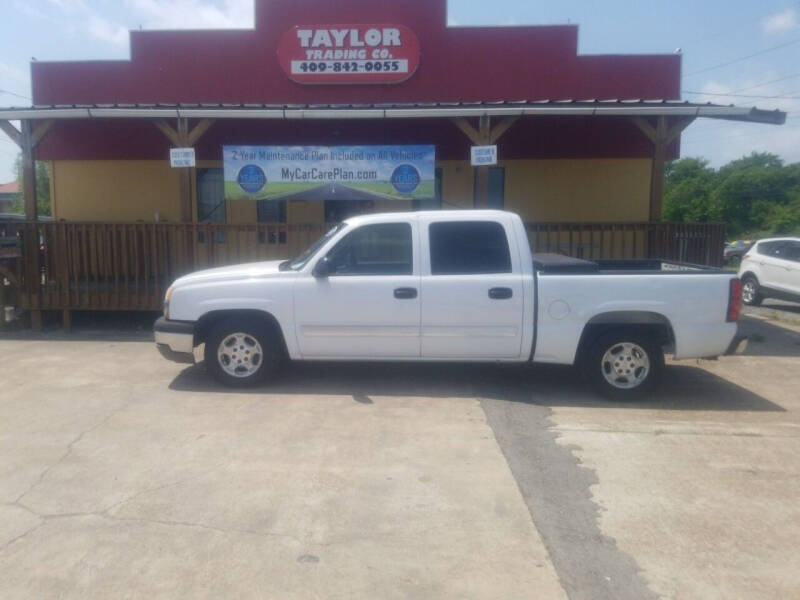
[601,342,650,390]
[217,332,263,378]
[742,281,756,303]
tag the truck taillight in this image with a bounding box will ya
[727,278,743,322]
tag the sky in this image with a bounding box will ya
[1,0,799,183]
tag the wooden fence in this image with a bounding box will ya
[0,220,725,314]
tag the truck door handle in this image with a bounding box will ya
[488,287,513,300]
[394,287,418,299]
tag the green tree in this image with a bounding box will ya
[9,153,51,217]
[711,152,796,236]
[664,152,800,237]
[663,158,718,222]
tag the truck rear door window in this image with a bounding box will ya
[429,221,511,275]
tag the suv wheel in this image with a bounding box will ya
[204,317,281,387]
[584,329,664,400]
[741,276,763,306]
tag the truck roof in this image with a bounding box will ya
[343,209,515,227]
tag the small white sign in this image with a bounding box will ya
[170,148,196,168]
[471,145,497,166]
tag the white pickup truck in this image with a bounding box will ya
[155,210,745,398]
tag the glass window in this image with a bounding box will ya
[429,221,511,275]
[257,199,286,223]
[326,223,413,275]
[488,167,505,209]
[757,241,778,256]
[473,167,505,209]
[783,242,800,263]
[196,168,225,223]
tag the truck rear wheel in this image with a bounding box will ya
[584,329,664,399]
[204,317,281,387]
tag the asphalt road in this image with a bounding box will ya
[273,182,394,202]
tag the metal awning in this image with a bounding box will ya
[0,99,786,125]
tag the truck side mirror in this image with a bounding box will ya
[313,256,332,278]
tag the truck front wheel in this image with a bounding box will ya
[584,329,664,399]
[204,317,281,387]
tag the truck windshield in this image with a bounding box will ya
[279,222,348,271]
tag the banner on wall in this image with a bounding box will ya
[223,145,435,202]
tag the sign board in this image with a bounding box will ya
[170,148,196,168]
[278,25,420,85]
[223,145,435,202]
[471,145,497,166]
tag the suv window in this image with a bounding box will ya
[758,241,786,257]
[429,221,512,275]
[326,223,412,275]
[784,242,800,263]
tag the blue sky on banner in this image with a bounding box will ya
[1,0,799,183]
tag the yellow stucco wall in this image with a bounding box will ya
[51,160,182,222]
[438,158,652,222]
[51,158,652,224]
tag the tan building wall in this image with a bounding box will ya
[50,160,182,222]
[51,158,652,224]
[438,158,652,222]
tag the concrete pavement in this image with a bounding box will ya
[1,310,799,598]
[0,336,565,599]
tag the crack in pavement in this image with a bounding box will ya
[12,402,130,506]
[478,388,659,600]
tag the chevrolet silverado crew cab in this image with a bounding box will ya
[155,210,745,398]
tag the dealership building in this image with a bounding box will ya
[0,0,786,326]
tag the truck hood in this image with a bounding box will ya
[172,260,289,287]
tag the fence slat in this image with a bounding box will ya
[3,220,725,312]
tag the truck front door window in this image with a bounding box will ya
[327,223,412,275]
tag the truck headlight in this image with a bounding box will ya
[164,286,174,319]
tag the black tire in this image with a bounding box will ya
[204,316,281,387]
[741,275,763,307]
[583,329,664,400]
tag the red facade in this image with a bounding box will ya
[32,0,681,161]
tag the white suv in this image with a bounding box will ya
[738,237,800,306]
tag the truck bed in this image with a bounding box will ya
[532,253,726,275]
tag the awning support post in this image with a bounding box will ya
[152,118,216,223]
[451,115,518,208]
[0,118,54,330]
[632,115,694,220]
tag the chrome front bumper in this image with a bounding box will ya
[154,317,195,364]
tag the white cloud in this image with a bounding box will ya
[681,78,800,167]
[762,8,798,35]
[87,15,129,47]
[125,0,254,30]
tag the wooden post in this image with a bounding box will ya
[451,114,518,208]
[21,120,38,221]
[177,118,193,223]
[21,120,42,330]
[631,115,695,221]
[0,119,54,331]
[153,117,215,224]
[649,116,668,220]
